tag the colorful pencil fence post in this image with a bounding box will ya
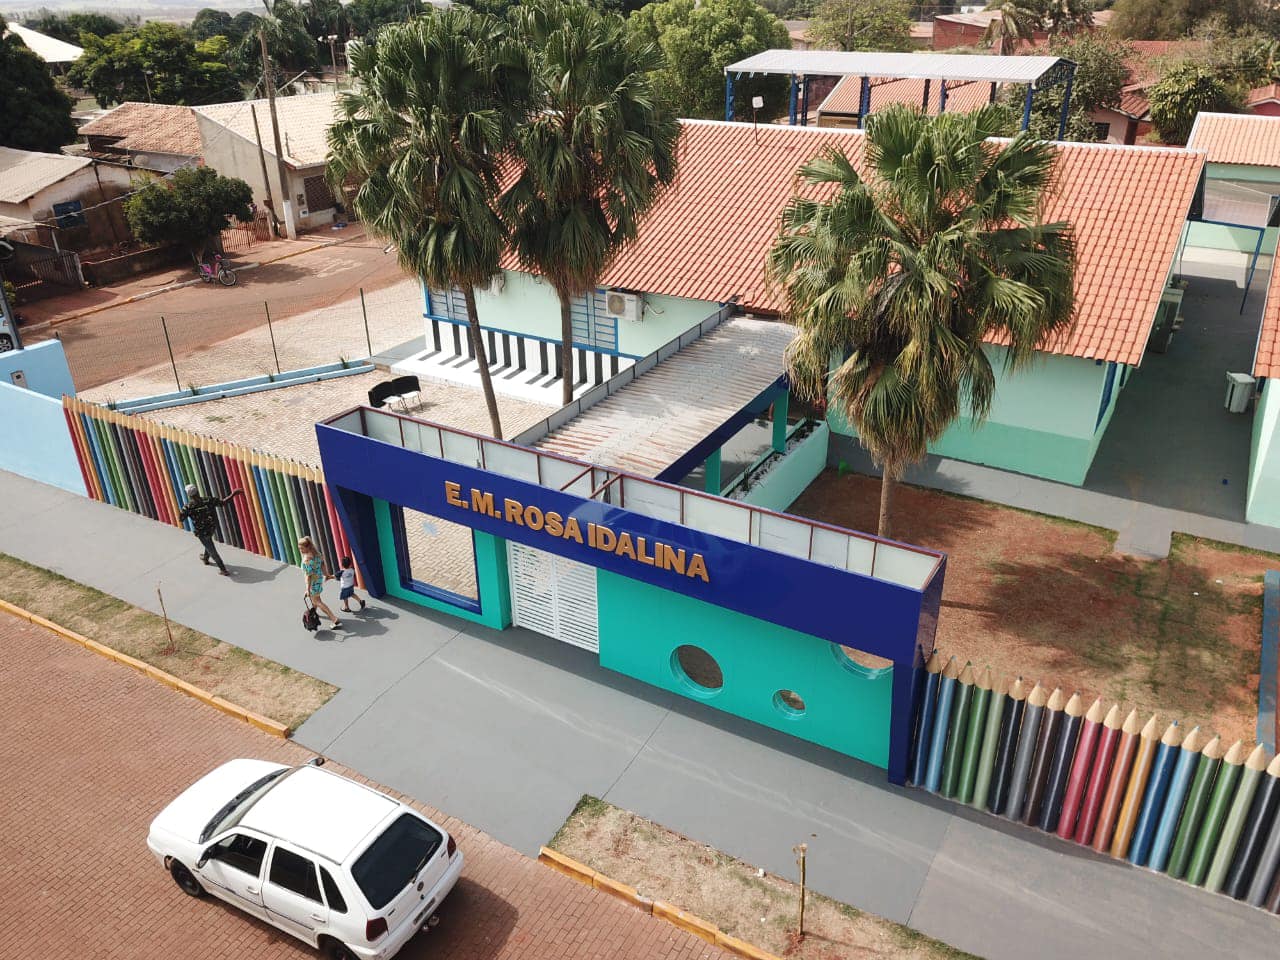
[1023,687,1066,827]
[1149,727,1204,873]
[1167,735,1225,880]
[987,677,1026,815]
[1056,698,1104,840]
[971,673,1008,812]
[1075,703,1123,846]
[1205,744,1269,893]
[1091,709,1142,854]
[910,651,943,786]
[941,663,975,799]
[925,658,961,794]
[1039,692,1084,832]
[1003,682,1047,821]
[1185,740,1245,886]
[1241,755,1280,905]
[1110,714,1163,860]
[1129,720,1184,866]
[958,667,994,805]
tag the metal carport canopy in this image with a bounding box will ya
[725,50,1066,87]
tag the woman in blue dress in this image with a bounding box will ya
[299,536,341,629]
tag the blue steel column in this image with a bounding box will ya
[888,655,919,786]
[989,81,997,103]
[788,74,799,125]
[938,80,948,115]
[858,76,870,127]
[725,72,735,121]
[921,78,930,111]
[800,75,810,126]
[1022,84,1034,130]
[1056,66,1076,139]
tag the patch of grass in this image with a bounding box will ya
[1171,532,1280,561]
[0,552,335,731]
[550,798,978,960]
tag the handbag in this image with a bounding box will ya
[302,595,321,632]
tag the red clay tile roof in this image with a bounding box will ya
[78,102,202,158]
[545,121,1202,367]
[1187,113,1280,167]
[1117,83,1150,120]
[819,75,995,117]
[1248,84,1280,107]
[1257,259,1280,379]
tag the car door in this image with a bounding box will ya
[262,843,329,946]
[196,832,268,921]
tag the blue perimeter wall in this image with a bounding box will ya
[0,341,86,495]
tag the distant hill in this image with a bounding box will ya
[1,0,261,18]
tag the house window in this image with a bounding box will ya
[303,174,335,212]
[570,290,619,352]
[1093,122,1111,142]
[52,200,85,228]
[426,286,468,323]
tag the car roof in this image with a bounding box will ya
[238,765,399,864]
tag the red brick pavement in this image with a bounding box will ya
[0,616,727,960]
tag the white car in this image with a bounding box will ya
[147,757,464,960]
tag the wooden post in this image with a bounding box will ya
[793,842,808,938]
[157,584,176,657]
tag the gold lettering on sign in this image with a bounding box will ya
[443,481,710,583]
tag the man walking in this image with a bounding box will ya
[179,484,240,576]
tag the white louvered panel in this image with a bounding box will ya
[507,542,599,652]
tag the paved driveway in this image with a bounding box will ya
[0,615,724,960]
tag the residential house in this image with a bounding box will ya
[1248,85,1280,117]
[194,93,342,239]
[432,121,1202,486]
[77,102,203,174]
[0,147,135,250]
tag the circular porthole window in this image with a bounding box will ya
[831,643,892,678]
[773,689,806,717]
[671,645,723,696]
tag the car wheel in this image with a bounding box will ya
[170,860,206,898]
[319,938,357,960]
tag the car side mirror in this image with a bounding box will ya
[197,849,213,869]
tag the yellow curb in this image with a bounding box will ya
[0,600,291,738]
[536,848,783,960]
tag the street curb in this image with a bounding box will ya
[0,597,291,738]
[536,847,783,960]
[40,229,366,327]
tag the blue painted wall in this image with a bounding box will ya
[0,339,76,398]
[0,340,86,494]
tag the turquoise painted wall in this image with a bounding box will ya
[472,269,718,357]
[1183,221,1279,256]
[1248,379,1280,528]
[739,423,831,512]
[373,498,511,629]
[828,347,1114,485]
[0,381,87,495]
[596,568,894,769]
[0,338,77,398]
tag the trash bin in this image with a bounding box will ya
[1225,372,1256,413]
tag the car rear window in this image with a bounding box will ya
[351,813,443,910]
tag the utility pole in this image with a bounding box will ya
[258,28,296,239]
[250,103,281,237]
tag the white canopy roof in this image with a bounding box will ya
[726,50,1067,86]
[5,23,83,64]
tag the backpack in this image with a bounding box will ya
[302,596,320,632]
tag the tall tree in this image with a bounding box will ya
[981,0,1041,53]
[237,0,320,84]
[1108,0,1266,40]
[810,0,914,53]
[0,14,76,152]
[124,166,253,263]
[1148,63,1243,144]
[327,9,531,437]
[20,9,127,44]
[1017,33,1130,141]
[626,0,791,121]
[68,23,242,108]
[504,0,680,405]
[767,105,1075,537]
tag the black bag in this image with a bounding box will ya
[302,595,320,632]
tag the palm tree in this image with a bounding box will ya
[503,0,680,406]
[326,9,530,437]
[767,104,1075,538]
[981,0,1041,55]
[238,0,319,84]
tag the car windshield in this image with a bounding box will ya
[351,813,442,910]
[199,769,287,843]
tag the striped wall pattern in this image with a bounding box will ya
[910,653,1280,913]
[63,397,356,576]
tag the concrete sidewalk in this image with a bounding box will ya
[1,468,1276,960]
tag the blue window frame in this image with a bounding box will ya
[388,504,482,614]
[570,290,619,352]
[52,199,85,228]
[425,286,468,323]
[1096,361,1118,430]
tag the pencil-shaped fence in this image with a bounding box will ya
[63,396,355,576]
[910,650,1280,913]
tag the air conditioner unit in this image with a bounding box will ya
[604,290,642,323]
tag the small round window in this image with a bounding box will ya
[671,645,723,695]
[831,643,892,678]
[773,689,806,717]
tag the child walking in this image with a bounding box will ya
[339,556,366,613]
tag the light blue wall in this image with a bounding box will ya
[828,347,1116,485]
[739,423,830,512]
[468,269,719,357]
[0,382,87,495]
[1183,221,1279,256]
[1249,379,1280,528]
[0,339,77,398]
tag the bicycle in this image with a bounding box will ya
[197,253,237,287]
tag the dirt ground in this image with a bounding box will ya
[789,471,1271,744]
[0,553,334,730]
[551,797,975,960]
